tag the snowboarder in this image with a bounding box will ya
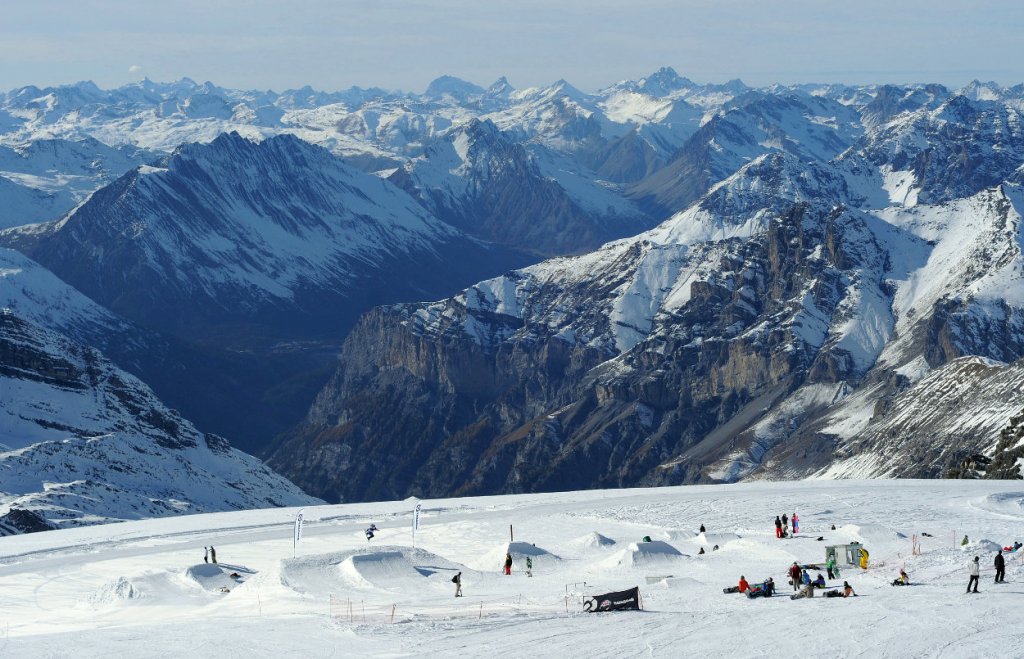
[699,524,706,534]
[738,576,749,593]
[788,562,802,591]
[813,573,826,588]
[209,546,217,564]
[961,535,970,546]
[504,553,513,575]
[826,555,837,579]
[791,582,815,600]
[775,516,783,539]
[792,512,799,534]
[994,550,1005,583]
[764,577,775,597]
[967,556,980,593]
[452,571,463,597]
[842,581,857,597]
[203,546,209,564]
[712,544,719,551]
[699,547,705,555]
[365,526,376,541]
[859,547,870,570]
[781,514,789,536]
[801,569,811,586]
[892,569,909,586]
[526,556,533,577]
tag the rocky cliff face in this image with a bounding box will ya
[271,151,1024,502]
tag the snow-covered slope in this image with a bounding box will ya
[0,310,320,528]
[2,132,520,343]
[391,119,651,255]
[1,480,1022,657]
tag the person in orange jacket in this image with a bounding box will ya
[738,576,750,593]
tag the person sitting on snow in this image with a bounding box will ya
[801,569,811,585]
[892,569,909,586]
[843,581,857,597]
[738,576,749,593]
[813,573,827,588]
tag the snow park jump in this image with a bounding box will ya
[2,480,1024,656]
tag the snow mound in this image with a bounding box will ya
[600,540,685,569]
[692,531,742,547]
[90,577,141,604]
[573,532,617,549]
[184,563,250,593]
[340,551,432,589]
[962,539,1003,553]
[282,547,464,596]
[650,576,704,590]
[473,541,558,572]
[835,523,908,545]
[660,530,698,541]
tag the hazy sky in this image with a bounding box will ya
[2,0,1022,93]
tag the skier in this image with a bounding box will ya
[788,562,802,591]
[504,553,513,576]
[994,550,1005,583]
[967,556,980,593]
[792,512,799,534]
[203,546,209,564]
[775,516,783,539]
[526,556,533,577]
[452,571,463,597]
[826,555,837,579]
[738,575,749,593]
[209,546,217,564]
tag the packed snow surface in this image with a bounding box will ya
[1,480,1022,658]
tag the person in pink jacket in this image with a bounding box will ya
[792,512,799,534]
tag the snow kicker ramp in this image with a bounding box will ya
[280,546,464,597]
[600,540,687,569]
[472,541,559,572]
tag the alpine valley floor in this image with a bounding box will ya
[1,480,1022,658]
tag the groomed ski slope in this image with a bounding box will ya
[1,480,1022,658]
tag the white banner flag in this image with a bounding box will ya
[412,502,422,548]
[293,509,305,555]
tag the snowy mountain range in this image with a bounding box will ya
[2,68,1024,517]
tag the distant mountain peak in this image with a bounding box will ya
[424,75,486,100]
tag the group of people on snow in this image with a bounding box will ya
[773,512,799,538]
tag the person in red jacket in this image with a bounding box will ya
[738,576,750,593]
[788,562,802,591]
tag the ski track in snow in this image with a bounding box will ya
[1,480,1023,658]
